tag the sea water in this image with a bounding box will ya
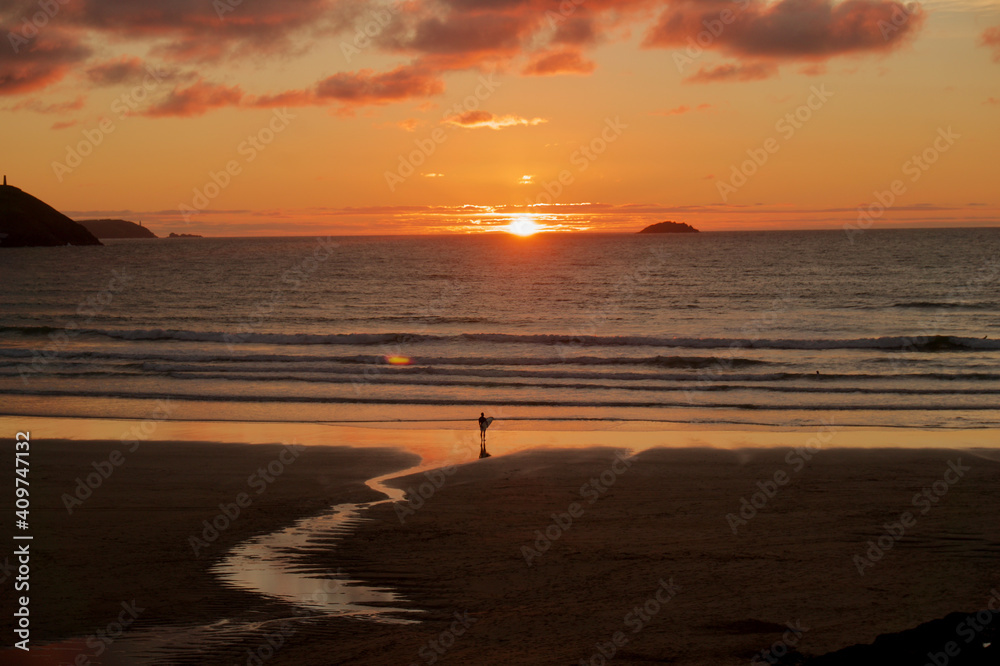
[2,229,999,430]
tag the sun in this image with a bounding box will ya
[505,215,542,236]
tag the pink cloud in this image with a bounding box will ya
[798,63,827,76]
[0,0,934,110]
[652,102,712,116]
[6,95,86,114]
[143,80,245,117]
[0,27,90,95]
[981,26,1000,63]
[242,66,445,114]
[523,49,596,76]
[71,0,337,63]
[444,110,547,129]
[686,62,778,83]
[315,67,444,105]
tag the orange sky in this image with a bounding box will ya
[2,0,998,235]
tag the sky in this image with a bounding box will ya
[1,0,998,236]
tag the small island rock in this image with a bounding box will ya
[638,221,700,234]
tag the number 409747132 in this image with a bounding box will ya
[15,432,29,528]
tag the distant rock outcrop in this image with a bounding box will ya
[167,232,203,238]
[78,218,157,239]
[0,178,102,247]
[638,221,700,234]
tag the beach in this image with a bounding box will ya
[3,428,999,665]
[0,435,418,664]
[3,0,999,657]
[2,230,999,663]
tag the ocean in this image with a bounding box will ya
[2,228,999,431]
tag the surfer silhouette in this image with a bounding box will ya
[478,412,494,458]
[478,411,494,451]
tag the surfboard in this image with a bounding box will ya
[481,417,494,429]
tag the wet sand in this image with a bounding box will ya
[0,439,418,664]
[314,446,1000,665]
[3,438,1000,664]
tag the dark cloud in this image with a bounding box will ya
[1,0,933,109]
[0,26,91,95]
[70,0,337,62]
[645,0,924,59]
[85,56,145,85]
[552,16,598,46]
[390,13,531,64]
